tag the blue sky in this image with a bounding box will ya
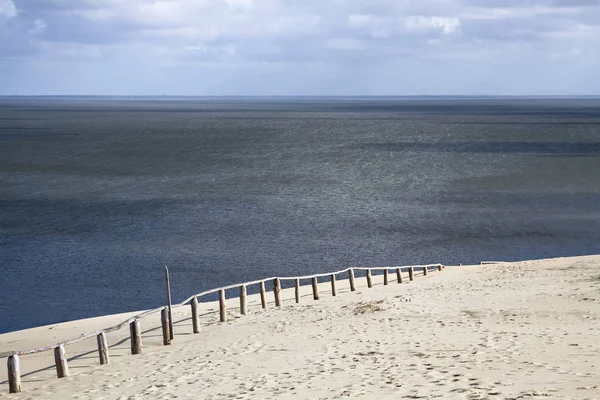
[1,0,599,95]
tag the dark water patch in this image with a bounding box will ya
[0,197,193,238]
[2,97,600,117]
[423,120,600,126]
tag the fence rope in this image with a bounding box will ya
[0,263,442,358]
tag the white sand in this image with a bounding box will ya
[1,256,599,399]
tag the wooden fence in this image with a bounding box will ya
[3,263,444,394]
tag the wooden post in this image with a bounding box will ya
[191,296,200,334]
[295,279,300,303]
[259,281,267,309]
[312,277,320,300]
[165,266,174,341]
[130,319,142,354]
[161,308,171,345]
[274,278,281,307]
[384,269,389,285]
[219,289,227,322]
[349,269,356,292]
[7,355,21,393]
[409,267,414,281]
[396,267,402,283]
[438,264,443,271]
[330,274,337,296]
[54,345,69,378]
[240,285,247,315]
[423,266,428,276]
[97,332,109,365]
[366,269,373,288]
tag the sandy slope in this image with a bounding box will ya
[1,256,599,399]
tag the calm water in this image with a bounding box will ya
[1,97,600,334]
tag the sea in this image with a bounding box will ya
[1,96,599,334]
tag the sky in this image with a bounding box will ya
[0,0,599,96]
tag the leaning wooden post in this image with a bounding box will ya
[366,269,373,288]
[165,266,174,340]
[219,289,227,322]
[161,307,171,345]
[54,345,69,378]
[438,264,443,271]
[273,278,282,307]
[383,269,389,285]
[97,332,109,365]
[312,277,320,300]
[423,266,428,276]
[330,274,337,296]
[7,354,21,393]
[130,319,142,354]
[295,279,300,303]
[396,267,402,283]
[240,285,247,315]
[349,269,356,291]
[409,267,414,281]
[191,296,200,334]
[259,281,267,309]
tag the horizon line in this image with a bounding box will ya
[1,94,600,99]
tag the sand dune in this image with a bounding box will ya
[1,256,599,399]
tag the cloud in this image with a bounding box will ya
[29,18,46,34]
[405,16,461,35]
[0,0,16,18]
[0,0,599,94]
[8,1,600,48]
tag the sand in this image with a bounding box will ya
[1,256,599,399]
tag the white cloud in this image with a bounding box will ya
[405,16,461,35]
[0,0,17,18]
[463,6,583,20]
[29,19,47,34]
[431,16,461,34]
